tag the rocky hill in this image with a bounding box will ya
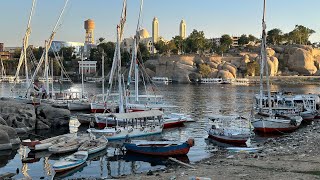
[144,45,320,83]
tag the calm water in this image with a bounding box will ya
[0,82,319,179]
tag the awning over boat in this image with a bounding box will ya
[109,110,164,119]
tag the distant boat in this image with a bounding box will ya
[124,138,194,156]
[199,78,222,84]
[151,77,172,84]
[53,151,88,172]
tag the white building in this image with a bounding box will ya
[78,60,97,75]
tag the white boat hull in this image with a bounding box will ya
[88,125,163,141]
[252,115,302,133]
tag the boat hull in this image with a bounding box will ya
[124,142,191,156]
[208,134,248,146]
[53,151,88,172]
[88,126,163,141]
[68,101,91,111]
[252,116,302,133]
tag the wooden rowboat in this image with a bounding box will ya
[78,137,108,155]
[53,151,88,172]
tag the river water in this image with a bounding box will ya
[0,82,319,179]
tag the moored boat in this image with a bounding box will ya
[48,135,89,154]
[78,136,108,154]
[124,138,194,156]
[252,113,302,133]
[53,151,88,172]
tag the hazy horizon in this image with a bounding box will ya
[1,0,320,47]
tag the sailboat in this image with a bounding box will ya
[88,0,164,141]
[251,0,303,133]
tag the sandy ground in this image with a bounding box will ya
[120,120,320,180]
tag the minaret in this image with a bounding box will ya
[152,17,159,53]
[180,19,186,39]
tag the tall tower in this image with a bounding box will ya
[180,19,186,39]
[152,17,159,54]
[84,19,95,44]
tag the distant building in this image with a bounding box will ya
[0,43,4,52]
[0,43,14,60]
[180,20,187,39]
[50,41,84,58]
[231,36,240,47]
[78,60,97,75]
[122,17,186,54]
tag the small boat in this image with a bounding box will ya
[163,114,186,129]
[88,110,164,141]
[22,134,76,151]
[207,115,253,146]
[124,138,194,156]
[78,136,108,154]
[22,139,41,148]
[49,135,89,154]
[53,151,88,172]
[252,113,302,133]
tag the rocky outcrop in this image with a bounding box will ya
[0,125,20,145]
[36,105,71,128]
[0,130,11,150]
[0,99,36,132]
[287,47,317,75]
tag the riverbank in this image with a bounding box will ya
[247,76,320,85]
[124,120,320,180]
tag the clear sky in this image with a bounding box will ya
[1,0,320,47]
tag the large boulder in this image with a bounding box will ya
[223,63,237,78]
[0,125,20,145]
[0,130,12,150]
[179,56,195,66]
[287,48,317,75]
[266,48,276,57]
[36,105,71,127]
[0,99,36,130]
[217,70,235,79]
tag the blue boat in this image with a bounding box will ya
[124,138,194,156]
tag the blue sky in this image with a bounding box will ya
[1,0,320,47]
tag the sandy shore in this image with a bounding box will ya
[122,120,320,180]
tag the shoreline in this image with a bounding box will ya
[123,120,320,180]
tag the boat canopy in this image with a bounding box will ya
[109,110,164,119]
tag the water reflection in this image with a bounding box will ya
[0,83,320,178]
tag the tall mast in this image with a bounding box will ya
[81,52,84,98]
[126,0,143,103]
[25,0,36,84]
[104,0,127,110]
[102,50,105,102]
[25,0,69,97]
[259,0,266,111]
[12,0,36,92]
[45,41,49,98]
[261,0,272,112]
[117,27,124,113]
[51,55,54,100]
